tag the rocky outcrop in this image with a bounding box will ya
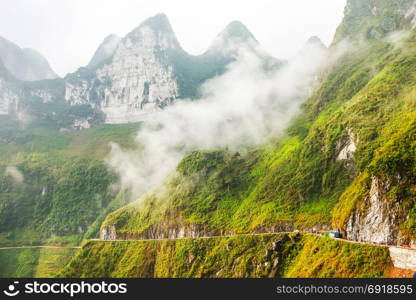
[100,220,296,241]
[251,222,295,234]
[346,175,407,245]
[64,14,182,124]
[59,117,93,133]
[337,127,358,161]
[0,51,99,131]
[389,247,416,271]
[100,225,117,240]
[100,223,220,241]
[87,34,121,69]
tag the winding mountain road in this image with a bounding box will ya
[0,245,81,250]
[90,231,416,252]
[90,231,416,272]
[1,232,414,273]
[3,232,413,253]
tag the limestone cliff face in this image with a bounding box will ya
[100,217,295,241]
[97,22,179,123]
[101,224,216,241]
[100,225,117,240]
[0,77,19,115]
[337,127,358,161]
[345,175,408,245]
[0,58,94,132]
[65,14,182,124]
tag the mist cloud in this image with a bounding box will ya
[106,41,329,201]
[5,166,24,184]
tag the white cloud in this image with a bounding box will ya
[5,166,24,184]
[106,39,330,200]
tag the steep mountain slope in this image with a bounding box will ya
[0,121,139,278]
[64,14,282,123]
[98,0,416,251]
[0,37,58,81]
[87,34,122,69]
[0,66,94,133]
[60,234,390,278]
[0,123,140,249]
[0,247,77,278]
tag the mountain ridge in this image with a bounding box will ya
[0,13,284,129]
[87,34,122,69]
[0,36,58,81]
[64,13,282,124]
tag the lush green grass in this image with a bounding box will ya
[0,155,116,237]
[0,247,77,278]
[0,248,40,277]
[0,120,139,276]
[59,234,390,278]
[0,120,141,283]
[284,235,390,278]
[35,248,78,278]
[0,121,140,240]
[0,122,141,161]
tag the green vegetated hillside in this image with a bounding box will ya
[66,0,416,278]
[0,121,140,276]
[101,0,416,246]
[60,233,390,278]
[0,247,77,278]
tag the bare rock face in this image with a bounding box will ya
[389,247,416,271]
[99,220,296,241]
[405,1,416,29]
[346,176,406,245]
[100,225,117,241]
[97,14,180,124]
[65,14,180,124]
[100,223,219,241]
[0,77,19,115]
[337,127,358,161]
[0,57,70,126]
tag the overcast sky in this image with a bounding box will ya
[0,0,347,76]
